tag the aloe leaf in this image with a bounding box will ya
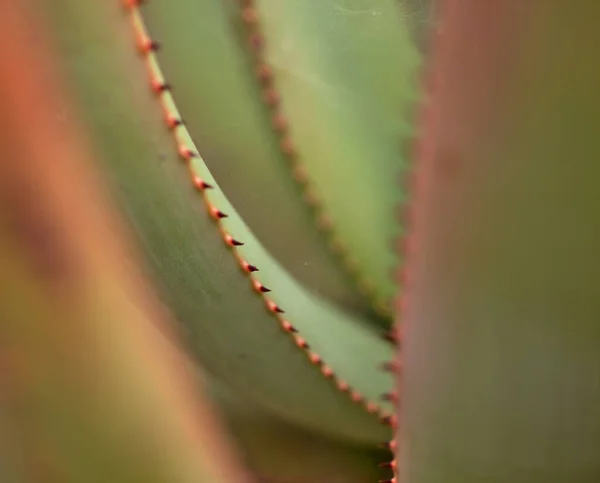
[141,0,377,319]
[401,1,600,481]
[0,244,240,483]
[43,0,394,443]
[241,0,421,314]
[0,5,248,479]
[141,0,420,320]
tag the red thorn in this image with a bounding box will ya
[293,335,309,349]
[337,381,349,392]
[308,352,322,365]
[255,63,272,83]
[248,33,264,51]
[380,415,397,428]
[150,78,169,94]
[350,390,363,403]
[242,261,258,273]
[321,365,334,378]
[263,88,280,106]
[379,460,397,470]
[253,280,271,293]
[280,320,296,332]
[267,300,284,313]
[178,145,195,161]
[139,38,160,54]
[225,235,244,247]
[382,392,398,403]
[192,176,212,190]
[379,478,397,483]
[209,206,228,220]
[366,402,379,413]
[166,114,183,129]
[241,7,259,25]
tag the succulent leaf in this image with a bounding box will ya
[0,4,248,478]
[401,1,600,481]
[44,0,395,444]
[142,0,421,320]
[245,0,420,315]
[140,0,377,320]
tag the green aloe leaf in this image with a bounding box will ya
[140,0,376,321]
[142,0,420,320]
[44,0,394,444]
[0,4,248,478]
[401,1,600,481]
[243,0,420,314]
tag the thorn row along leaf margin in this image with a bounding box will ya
[122,0,394,425]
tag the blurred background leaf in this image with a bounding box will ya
[401,1,600,482]
[0,2,251,481]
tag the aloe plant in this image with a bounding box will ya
[2,0,600,482]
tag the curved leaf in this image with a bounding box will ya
[44,0,394,443]
[401,1,600,481]
[0,3,248,479]
[143,0,378,319]
[142,0,420,321]
[247,0,421,314]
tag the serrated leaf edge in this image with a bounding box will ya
[234,1,403,319]
[122,0,394,424]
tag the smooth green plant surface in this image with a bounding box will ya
[401,2,600,481]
